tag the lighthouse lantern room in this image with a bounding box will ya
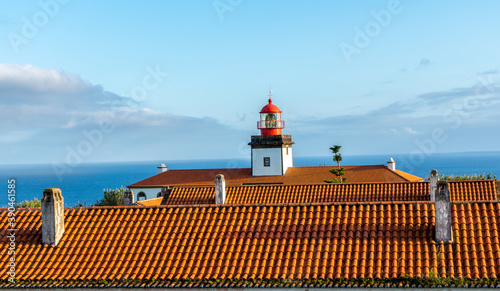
[249,91,294,176]
[257,98,284,136]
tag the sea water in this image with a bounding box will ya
[1,152,499,207]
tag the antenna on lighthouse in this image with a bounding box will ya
[268,84,272,102]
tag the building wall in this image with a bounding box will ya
[252,147,282,176]
[128,187,161,201]
[281,146,293,174]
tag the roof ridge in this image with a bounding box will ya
[158,167,251,172]
[10,200,500,213]
[290,164,387,168]
[150,165,388,171]
[4,200,446,212]
[170,181,431,189]
[77,199,500,210]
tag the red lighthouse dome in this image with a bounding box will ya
[260,98,282,114]
[257,96,285,136]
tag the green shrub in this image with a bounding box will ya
[426,172,497,181]
[15,197,41,208]
[94,187,126,206]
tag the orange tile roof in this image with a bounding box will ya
[128,165,423,188]
[136,197,163,206]
[2,201,500,287]
[160,180,497,206]
[394,169,424,182]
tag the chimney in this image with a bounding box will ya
[429,169,439,201]
[215,174,226,204]
[157,163,168,174]
[387,157,396,171]
[160,186,173,199]
[160,187,167,197]
[41,188,65,246]
[435,180,452,243]
[123,189,134,206]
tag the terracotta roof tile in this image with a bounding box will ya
[2,201,500,287]
[128,165,423,188]
[157,180,497,206]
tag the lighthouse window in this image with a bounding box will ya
[263,157,270,167]
[265,113,277,128]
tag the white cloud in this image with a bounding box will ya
[0,63,250,164]
[0,63,142,131]
[0,63,90,94]
[2,63,500,164]
[403,127,419,135]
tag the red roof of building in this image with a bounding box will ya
[128,165,424,188]
[260,98,282,113]
[2,201,500,288]
[156,180,497,206]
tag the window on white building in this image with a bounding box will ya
[264,157,270,167]
[137,192,147,201]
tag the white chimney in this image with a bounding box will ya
[123,189,134,206]
[160,186,172,198]
[429,169,439,201]
[387,157,396,171]
[435,180,452,242]
[215,174,226,204]
[157,163,168,174]
[41,188,65,246]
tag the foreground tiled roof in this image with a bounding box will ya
[128,165,424,188]
[158,180,497,206]
[2,201,500,288]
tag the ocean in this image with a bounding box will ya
[1,152,499,207]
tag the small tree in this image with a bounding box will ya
[94,187,125,206]
[15,197,42,208]
[324,145,347,183]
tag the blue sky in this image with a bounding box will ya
[1,0,499,165]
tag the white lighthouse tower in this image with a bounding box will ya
[248,91,294,176]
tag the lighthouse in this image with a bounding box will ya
[248,91,294,176]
